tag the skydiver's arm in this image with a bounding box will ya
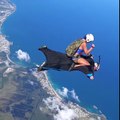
[81,42,95,55]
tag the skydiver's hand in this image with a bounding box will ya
[91,44,95,48]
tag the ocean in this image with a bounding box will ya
[2,0,119,120]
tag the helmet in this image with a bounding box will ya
[85,34,94,42]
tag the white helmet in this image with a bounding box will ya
[86,34,94,42]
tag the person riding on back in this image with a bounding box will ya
[71,34,95,68]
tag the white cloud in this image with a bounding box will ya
[70,90,80,102]
[16,49,30,62]
[42,97,79,120]
[54,107,78,120]
[57,87,80,102]
[57,87,69,98]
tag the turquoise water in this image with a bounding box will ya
[2,0,119,119]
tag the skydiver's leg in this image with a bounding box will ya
[69,57,90,71]
[73,58,90,68]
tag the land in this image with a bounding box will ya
[0,0,107,120]
[0,0,15,28]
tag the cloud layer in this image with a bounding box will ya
[43,97,79,120]
[16,49,30,62]
[57,87,80,102]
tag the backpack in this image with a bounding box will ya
[66,39,84,57]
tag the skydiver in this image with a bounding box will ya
[71,34,95,68]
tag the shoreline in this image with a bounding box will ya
[44,71,62,100]
[0,0,16,65]
[33,70,107,119]
[0,0,107,120]
[32,70,62,101]
[0,0,16,29]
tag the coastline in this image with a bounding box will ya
[0,0,16,65]
[33,70,107,120]
[0,0,107,120]
[32,70,62,101]
[0,0,16,29]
